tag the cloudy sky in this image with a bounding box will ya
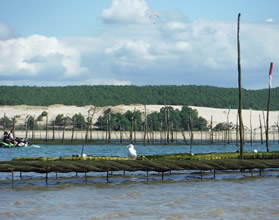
[0,0,278,89]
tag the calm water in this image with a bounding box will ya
[0,143,279,219]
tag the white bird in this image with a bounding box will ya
[253,149,258,153]
[126,144,137,159]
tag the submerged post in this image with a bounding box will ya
[237,13,244,159]
[10,169,14,187]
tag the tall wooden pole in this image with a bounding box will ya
[52,119,55,142]
[210,116,213,144]
[25,116,29,139]
[259,114,263,144]
[3,113,6,132]
[71,118,75,142]
[45,115,48,142]
[266,62,273,152]
[32,115,35,141]
[237,13,244,159]
[143,105,147,146]
[250,110,253,146]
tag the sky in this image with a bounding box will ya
[0,0,278,89]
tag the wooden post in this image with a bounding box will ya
[144,105,147,146]
[130,117,133,144]
[3,113,6,132]
[210,116,213,144]
[12,117,16,137]
[213,170,216,179]
[226,105,231,144]
[32,115,35,141]
[259,114,263,144]
[119,120,123,144]
[71,119,75,142]
[134,118,137,143]
[85,117,90,143]
[62,118,66,143]
[52,119,55,142]
[45,115,48,142]
[85,172,88,184]
[10,169,14,187]
[189,115,193,154]
[266,62,273,152]
[181,127,188,145]
[250,110,253,146]
[25,116,29,139]
[146,171,149,182]
[108,115,111,144]
[171,123,174,143]
[236,113,239,147]
[167,108,170,144]
[237,13,244,159]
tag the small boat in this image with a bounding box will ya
[0,138,32,148]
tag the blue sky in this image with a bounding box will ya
[0,0,278,89]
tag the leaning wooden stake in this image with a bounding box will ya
[3,113,6,132]
[32,115,35,141]
[259,114,264,144]
[45,115,48,142]
[250,110,253,146]
[266,62,273,152]
[25,116,29,139]
[71,119,75,142]
[52,119,55,142]
[237,13,244,159]
[210,116,214,144]
[62,118,66,143]
[143,105,148,146]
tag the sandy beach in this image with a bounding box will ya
[1,104,279,130]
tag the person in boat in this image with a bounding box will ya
[9,129,18,147]
[2,131,12,148]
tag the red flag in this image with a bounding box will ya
[269,62,273,88]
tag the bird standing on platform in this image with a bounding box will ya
[126,144,137,159]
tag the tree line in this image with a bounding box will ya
[0,85,279,110]
[1,106,209,132]
[95,106,207,132]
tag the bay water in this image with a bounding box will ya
[0,143,278,219]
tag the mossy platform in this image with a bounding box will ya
[1,152,279,173]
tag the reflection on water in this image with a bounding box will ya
[0,143,278,219]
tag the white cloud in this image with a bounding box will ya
[101,0,151,24]
[166,22,186,30]
[85,78,131,85]
[1,0,279,89]
[266,18,275,23]
[0,35,87,77]
[105,39,155,66]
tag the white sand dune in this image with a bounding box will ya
[1,104,279,130]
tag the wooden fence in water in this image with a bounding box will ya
[10,129,279,145]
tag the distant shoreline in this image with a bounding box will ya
[1,104,279,130]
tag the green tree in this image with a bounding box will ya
[72,113,86,129]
